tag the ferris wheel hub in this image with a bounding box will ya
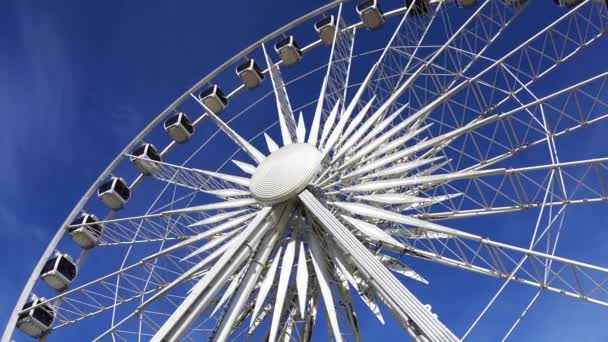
[249,143,322,205]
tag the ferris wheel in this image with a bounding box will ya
[4,0,608,340]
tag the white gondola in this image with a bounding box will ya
[130,143,162,175]
[67,213,103,249]
[40,253,77,291]
[164,112,194,143]
[456,0,477,8]
[274,36,303,66]
[356,0,385,31]
[97,177,130,210]
[554,0,583,7]
[405,0,431,16]
[236,59,265,90]
[314,16,336,46]
[16,297,54,338]
[505,0,527,7]
[199,85,229,114]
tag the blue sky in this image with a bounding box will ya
[1,0,608,341]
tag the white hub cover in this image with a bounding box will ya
[250,143,322,204]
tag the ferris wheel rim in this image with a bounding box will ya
[6,0,608,340]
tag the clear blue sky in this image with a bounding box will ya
[1,0,608,341]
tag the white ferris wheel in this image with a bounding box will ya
[4,0,608,341]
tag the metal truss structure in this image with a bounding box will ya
[4,0,608,341]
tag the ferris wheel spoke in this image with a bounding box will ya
[307,232,344,342]
[329,258,362,342]
[268,240,297,342]
[151,204,291,341]
[10,1,608,341]
[277,298,300,342]
[498,290,542,341]
[328,198,608,308]
[377,0,512,122]
[190,94,266,164]
[333,82,416,167]
[363,0,443,109]
[410,0,607,141]
[325,7,355,112]
[327,71,608,187]
[23,252,190,334]
[262,44,298,145]
[138,157,251,196]
[396,0,522,110]
[324,238,388,324]
[94,246,229,341]
[327,1,435,155]
[319,101,341,149]
[402,231,608,308]
[311,5,356,149]
[402,71,608,196]
[94,209,254,247]
[341,158,608,221]
[300,190,460,342]
[67,212,200,247]
[211,216,289,341]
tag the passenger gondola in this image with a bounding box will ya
[40,253,77,291]
[405,0,431,16]
[274,36,303,66]
[456,0,477,8]
[130,143,162,175]
[16,297,54,338]
[164,112,194,143]
[67,213,103,249]
[505,0,527,7]
[97,176,130,210]
[314,16,337,46]
[199,84,229,114]
[236,59,265,90]
[356,0,385,31]
[553,0,583,7]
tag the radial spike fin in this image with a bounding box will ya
[232,160,256,175]
[180,230,241,262]
[333,101,387,164]
[341,215,404,247]
[195,169,251,187]
[319,101,341,149]
[163,198,258,215]
[296,241,309,319]
[187,211,256,234]
[309,234,343,342]
[297,112,307,143]
[357,156,443,181]
[264,133,279,153]
[377,254,428,284]
[341,168,503,193]
[188,209,249,226]
[308,76,327,146]
[352,102,409,153]
[363,123,433,162]
[269,239,296,342]
[204,188,251,199]
[331,201,480,240]
[180,235,237,263]
[338,97,375,148]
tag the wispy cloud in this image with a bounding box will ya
[0,1,81,203]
